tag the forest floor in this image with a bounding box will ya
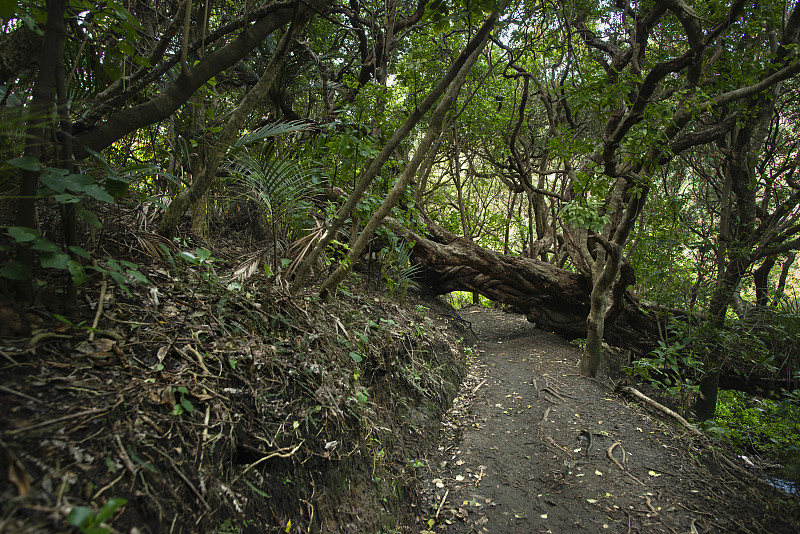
[415,306,800,534]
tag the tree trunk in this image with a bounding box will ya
[15,0,67,299]
[394,219,662,353]
[390,217,797,396]
[317,14,496,299]
[289,4,508,291]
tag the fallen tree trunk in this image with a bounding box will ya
[396,220,665,355]
[388,220,799,396]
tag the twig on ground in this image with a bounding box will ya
[89,273,108,342]
[618,386,703,438]
[608,442,626,470]
[435,489,449,518]
[5,408,106,436]
[0,349,19,364]
[114,433,137,477]
[234,442,304,482]
[541,406,551,423]
[645,495,658,515]
[0,385,45,405]
[152,446,211,510]
[608,442,645,485]
[475,466,485,486]
[472,379,486,393]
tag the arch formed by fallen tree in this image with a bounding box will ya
[387,220,797,397]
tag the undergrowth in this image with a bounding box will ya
[707,390,800,485]
[0,231,472,533]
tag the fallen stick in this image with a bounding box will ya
[5,408,107,435]
[541,406,551,423]
[618,386,703,438]
[472,379,487,394]
[608,442,644,485]
[435,489,449,518]
[607,442,626,470]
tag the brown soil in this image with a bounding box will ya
[416,306,800,534]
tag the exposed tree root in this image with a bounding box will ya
[618,386,703,437]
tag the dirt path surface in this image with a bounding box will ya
[416,307,799,533]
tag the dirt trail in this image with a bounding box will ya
[416,307,799,533]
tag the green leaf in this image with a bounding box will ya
[83,184,115,203]
[69,246,91,259]
[118,41,134,56]
[75,206,101,227]
[7,156,40,171]
[195,248,211,263]
[181,397,194,413]
[349,351,363,363]
[40,251,71,269]
[63,173,94,192]
[103,176,131,198]
[0,261,31,280]
[356,390,368,404]
[133,55,151,68]
[67,506,94,528]
[68,260,89,286]
[8,226,40,242]
[177,251,197,264]
[53,193,79,204]
[31,238,59,253]
[66,506,94,528]
[40,173,67,193]
[127,270,148,284]
[107,270,132,296]
[95,498,127,524]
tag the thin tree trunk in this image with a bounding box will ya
[774,252,796,303]
[158,9,309,238]
[290,5,508,292]
[450,130,478,304]
[55,25,77,311]
[503,192,516,255]
[317,17,498,299]
[15,0,67,299]
[753,257,776,307]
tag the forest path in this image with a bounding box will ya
[415,306,798,533]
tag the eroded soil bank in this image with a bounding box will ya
[0,266,472,534]
[415,307,800,533]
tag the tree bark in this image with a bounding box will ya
[393,219,663,354]
[15,0,67,298]
[390,217,797,396]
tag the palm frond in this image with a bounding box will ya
[232,120,316,151]
[231,248,269,281]
[228,147,315,223]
